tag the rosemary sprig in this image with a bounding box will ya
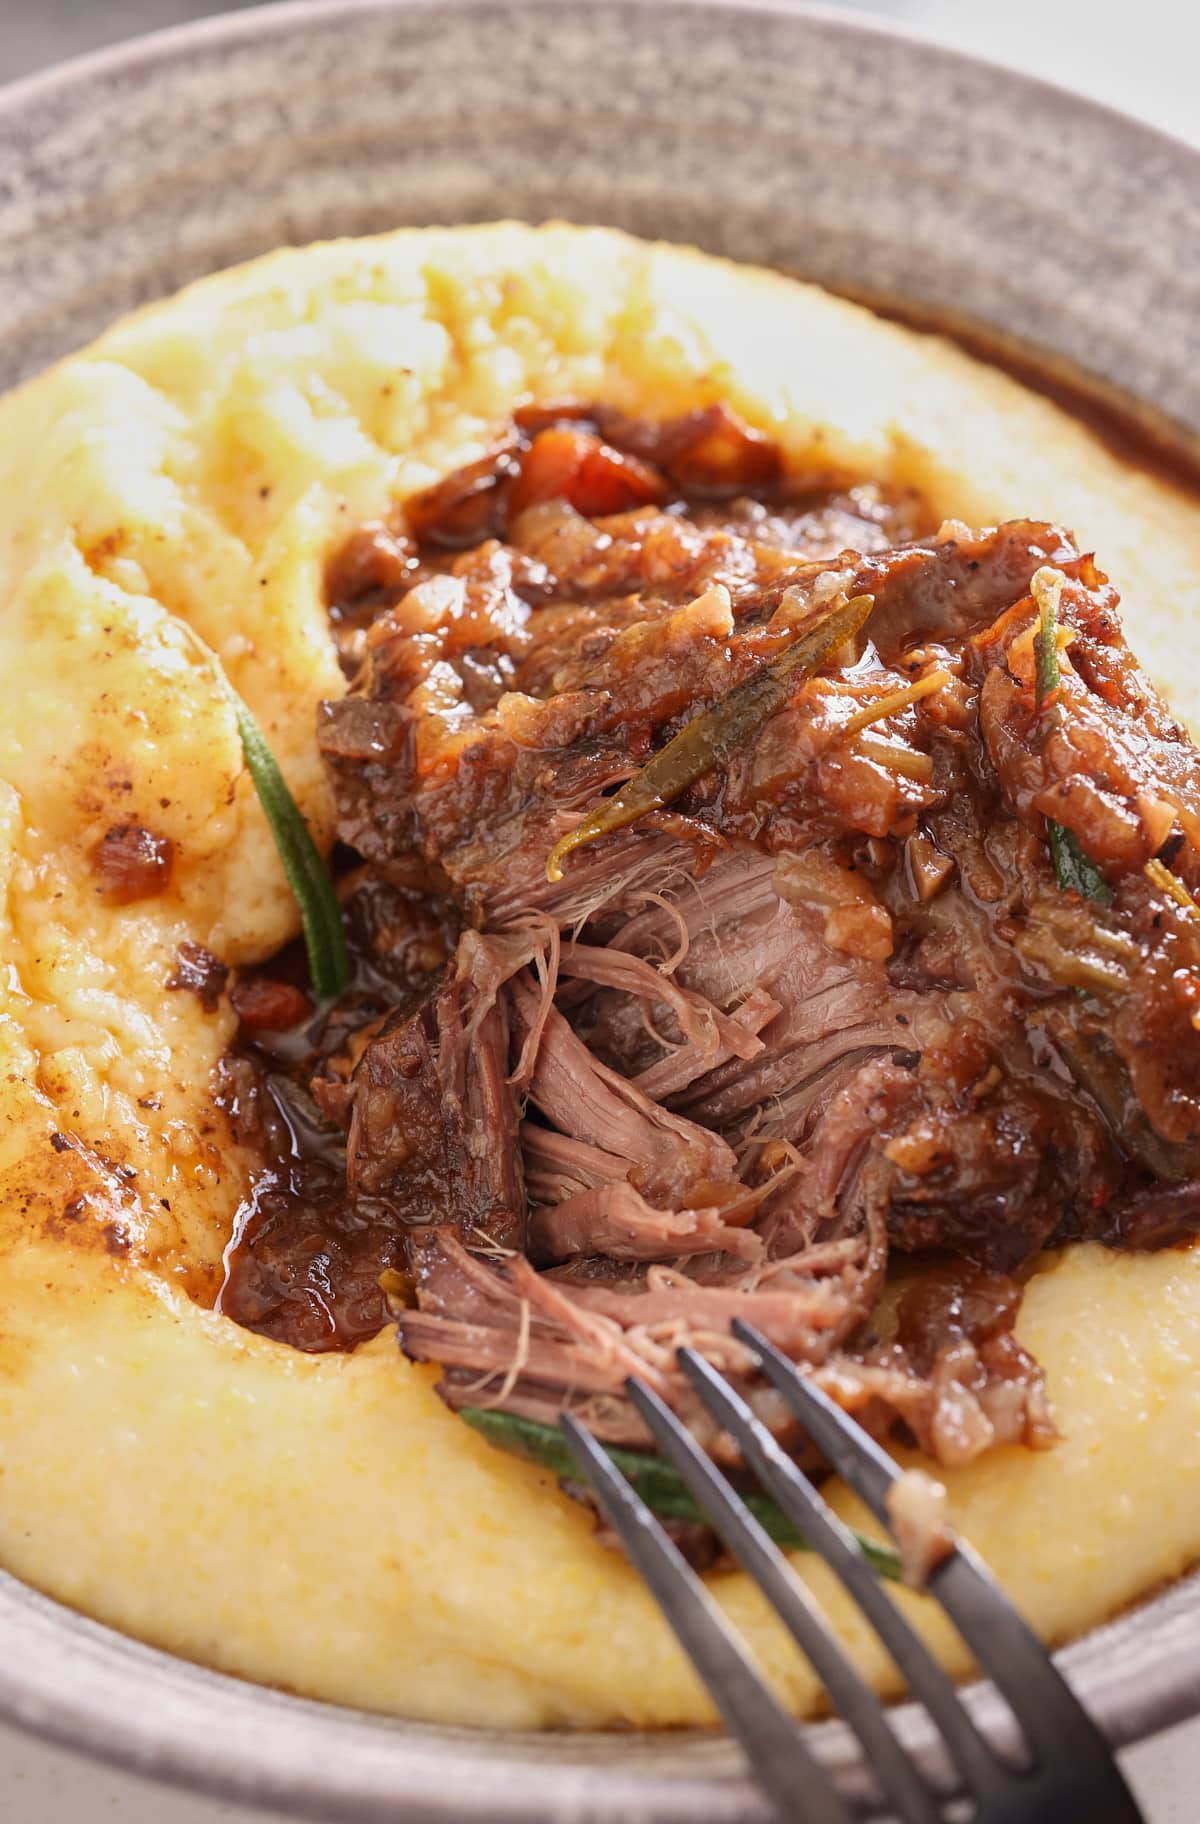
[171,616,351,1000]
[545,590,875,882]
[1032,572,1112,905]
[218,677,351,1000]
[461,1406,904,1583]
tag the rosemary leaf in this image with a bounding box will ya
[1032,572,1063,709]
[219,678,351,1000]
[461,1406,904,1583]
[545,589,875,883]
[168,609,351,1001]
[1032,572,1112,906]
[1049,823,1113,904]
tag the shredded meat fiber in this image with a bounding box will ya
[221,402,1200,1482]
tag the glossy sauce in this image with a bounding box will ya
[216,874,453,1350]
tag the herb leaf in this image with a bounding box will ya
[461,1406,904,1583]
[169,612,351,998]
[1032,571,1112,905]
[218,678,351,1000]
[1048,823,1112,902]
[545,590,875,882]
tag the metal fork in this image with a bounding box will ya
[561,1321,1144,1823]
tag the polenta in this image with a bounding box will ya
[0,224,1197,1728]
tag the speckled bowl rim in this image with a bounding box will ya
[0,3,1199,1819]
[1,0,1196,166]
[4,0,1199,426]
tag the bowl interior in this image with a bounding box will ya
[3,0,1200,426]
[2,3,1200,1818]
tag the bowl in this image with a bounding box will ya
[1,2,1199,1817]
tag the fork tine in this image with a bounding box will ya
[732,1321,899,1523]
[626,1376,941,1824]
[735,1322,1135,1781]
[672,1352,1002,1805]
[559,1414,853,1824]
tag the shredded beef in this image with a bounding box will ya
[221,400,1200,1487]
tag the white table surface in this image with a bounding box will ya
[1,0,1198,1818]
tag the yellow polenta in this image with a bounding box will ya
[0,223,1197,1728]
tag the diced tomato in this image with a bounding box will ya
[508,427,666,521]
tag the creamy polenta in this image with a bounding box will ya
[0,224,1197,1727]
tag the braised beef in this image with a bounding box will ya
[220,400,1200,1483]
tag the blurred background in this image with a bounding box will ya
[0,0,1195,146]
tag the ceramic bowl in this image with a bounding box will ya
[1,3,1199,1817]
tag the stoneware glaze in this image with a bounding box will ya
[0,3,1198,1817]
